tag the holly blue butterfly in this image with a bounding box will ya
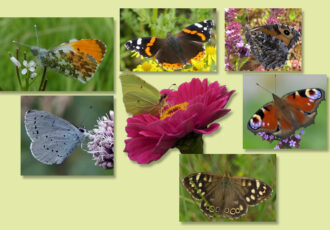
[24,110,87,165]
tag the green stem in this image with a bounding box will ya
[174,132,204,154]
[14,49,22,90]
[39,67,47,91]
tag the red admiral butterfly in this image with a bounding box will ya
[125,20,215,70]
[248,88,325,138]
[245,24,301,70]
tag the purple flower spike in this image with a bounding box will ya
[87,111,114,169]
[225,22,242,54]
[225,8,238,22]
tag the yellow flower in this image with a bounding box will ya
[133,60,164,72]
[206,46,217,66]
[191,58,206,71]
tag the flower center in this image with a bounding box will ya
[160,102,189,120]
[142,62,152,71]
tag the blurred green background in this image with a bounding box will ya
[180,154,276,222]
[21,96,114,176]
[1,18,114,91]
[243,74,327,149]
[120,8,216,71]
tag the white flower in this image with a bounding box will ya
[30,73,37,79]
[21,60,36,75]
[10,56,21,68]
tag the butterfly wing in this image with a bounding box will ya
[281,88,325,128]
[248,100,306,138]
[125,37,166,58]
[182,172,222,217]
[162,38,205,68]
[24,110,86,165]
[120,74,163,115]
[155,19,214,69]
[176,20,214,43]
[247,101,281,135]
[40,39,106,83]
[223,177,272,219]
[245,24,300,70]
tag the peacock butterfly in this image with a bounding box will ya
[248,88,325,139]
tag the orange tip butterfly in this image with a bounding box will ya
[13,25,106,83]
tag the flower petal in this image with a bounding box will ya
[194,123,220,134]
[28,60,36,67]
[21,68,27,75]
[10,57,21,68]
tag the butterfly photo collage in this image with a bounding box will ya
[0,7,327,224]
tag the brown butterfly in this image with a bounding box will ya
[245,24,300,70]
[182,173,273,219]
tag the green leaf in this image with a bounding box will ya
[289,11,296,21]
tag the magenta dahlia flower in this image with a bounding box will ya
[124,78,235,164]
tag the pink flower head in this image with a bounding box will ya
[124,78,235,164]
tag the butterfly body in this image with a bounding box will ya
[125,20,214,70]
[30,39,106,83]
[248,88,325,138]
[245,24,300,69]
[25,110,87,165]
[182,173,272,219]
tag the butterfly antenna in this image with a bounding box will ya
[274,74,277,93]
[12,40,32,48]
[34,24,39,48]
[256,82,273,94]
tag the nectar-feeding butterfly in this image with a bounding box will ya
[120,74,167,115]
[24,110,88,165]
[13,25,106,83]
[125,20,214,70]
[245,24,300,70]
[247,88,325,139]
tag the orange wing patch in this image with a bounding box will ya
[71,39,106,64]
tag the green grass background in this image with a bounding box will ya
[0,18,113,91]
[21,96,114,176]
[120,8,216,71]
[179,154,276,222]
[243,74,327,149]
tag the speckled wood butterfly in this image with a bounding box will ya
[182,173,273,219]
